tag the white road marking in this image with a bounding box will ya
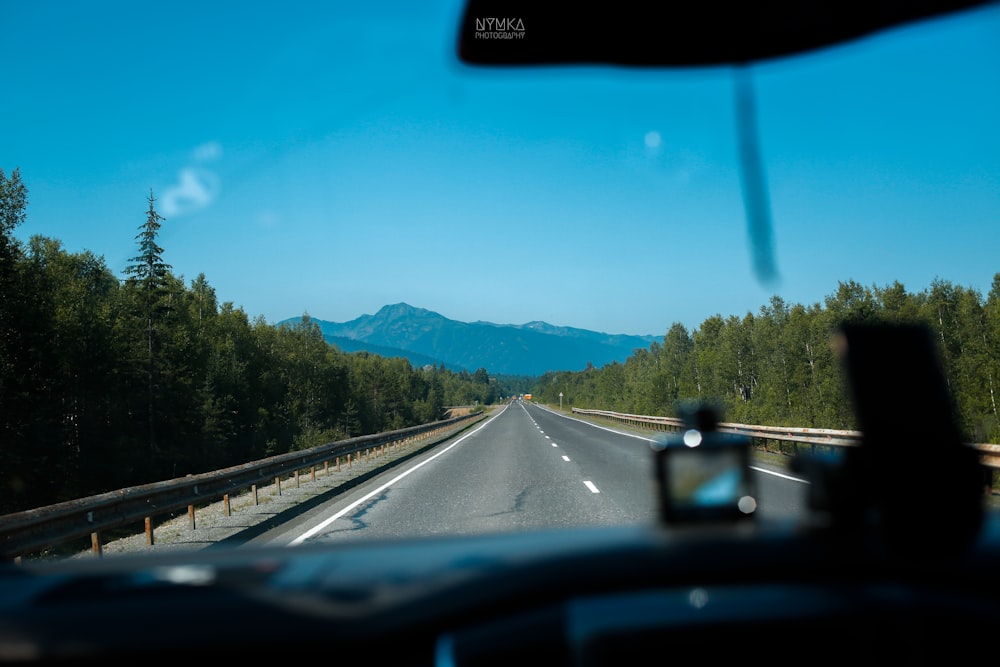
[562,455,571,462]
[750,466,809,483]
[288,411,501,546]
[528,403,810,485]
[583,480,600,493]
[532,403,655,441]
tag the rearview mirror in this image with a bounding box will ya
[457,0,992,67]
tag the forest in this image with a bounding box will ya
[534,277,1000,447]
[0,169,507,514]
[4,166,998,516]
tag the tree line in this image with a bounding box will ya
[0,169,505,514]
[534,280,1000,445]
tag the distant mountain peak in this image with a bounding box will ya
[374,303,441,320]
[280,305,657,377]
[378,302,418,313]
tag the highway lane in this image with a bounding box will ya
[262,401,809,548]
[521,402,659,522]
[526,402,809,521]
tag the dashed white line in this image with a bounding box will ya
[562,455,571,462]
[583,480,600,494]
[530,403,810,486]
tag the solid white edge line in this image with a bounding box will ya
[527,403,809,484]
[750,465,809,483]
[530,402,654,441]
[288,406,505,546]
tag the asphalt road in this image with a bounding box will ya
[259,401,809,548]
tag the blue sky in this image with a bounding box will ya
[4,1,999,337]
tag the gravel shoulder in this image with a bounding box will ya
[61,419,483,561]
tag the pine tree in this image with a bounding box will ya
[124,190,171,290]
[123,191,171,454]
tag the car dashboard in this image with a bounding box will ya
[3,514,1000,665]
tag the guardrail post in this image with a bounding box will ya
[145,517,154,546]
[189,504,196,530]
[224,494,231,517]
[91,531,102,557]
[324,461,329,476]
[311,465,316,482]
[252,483,258,506]
[295,470,300,488]
[275,476,281,496]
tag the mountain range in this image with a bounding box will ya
[279,303,658,377]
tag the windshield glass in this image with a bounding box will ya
[2,1,999,558]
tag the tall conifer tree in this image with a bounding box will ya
[124,191,171,453]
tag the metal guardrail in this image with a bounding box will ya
[0,412,485,561]
[571,408,861,446]
[570,408,1000,468]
